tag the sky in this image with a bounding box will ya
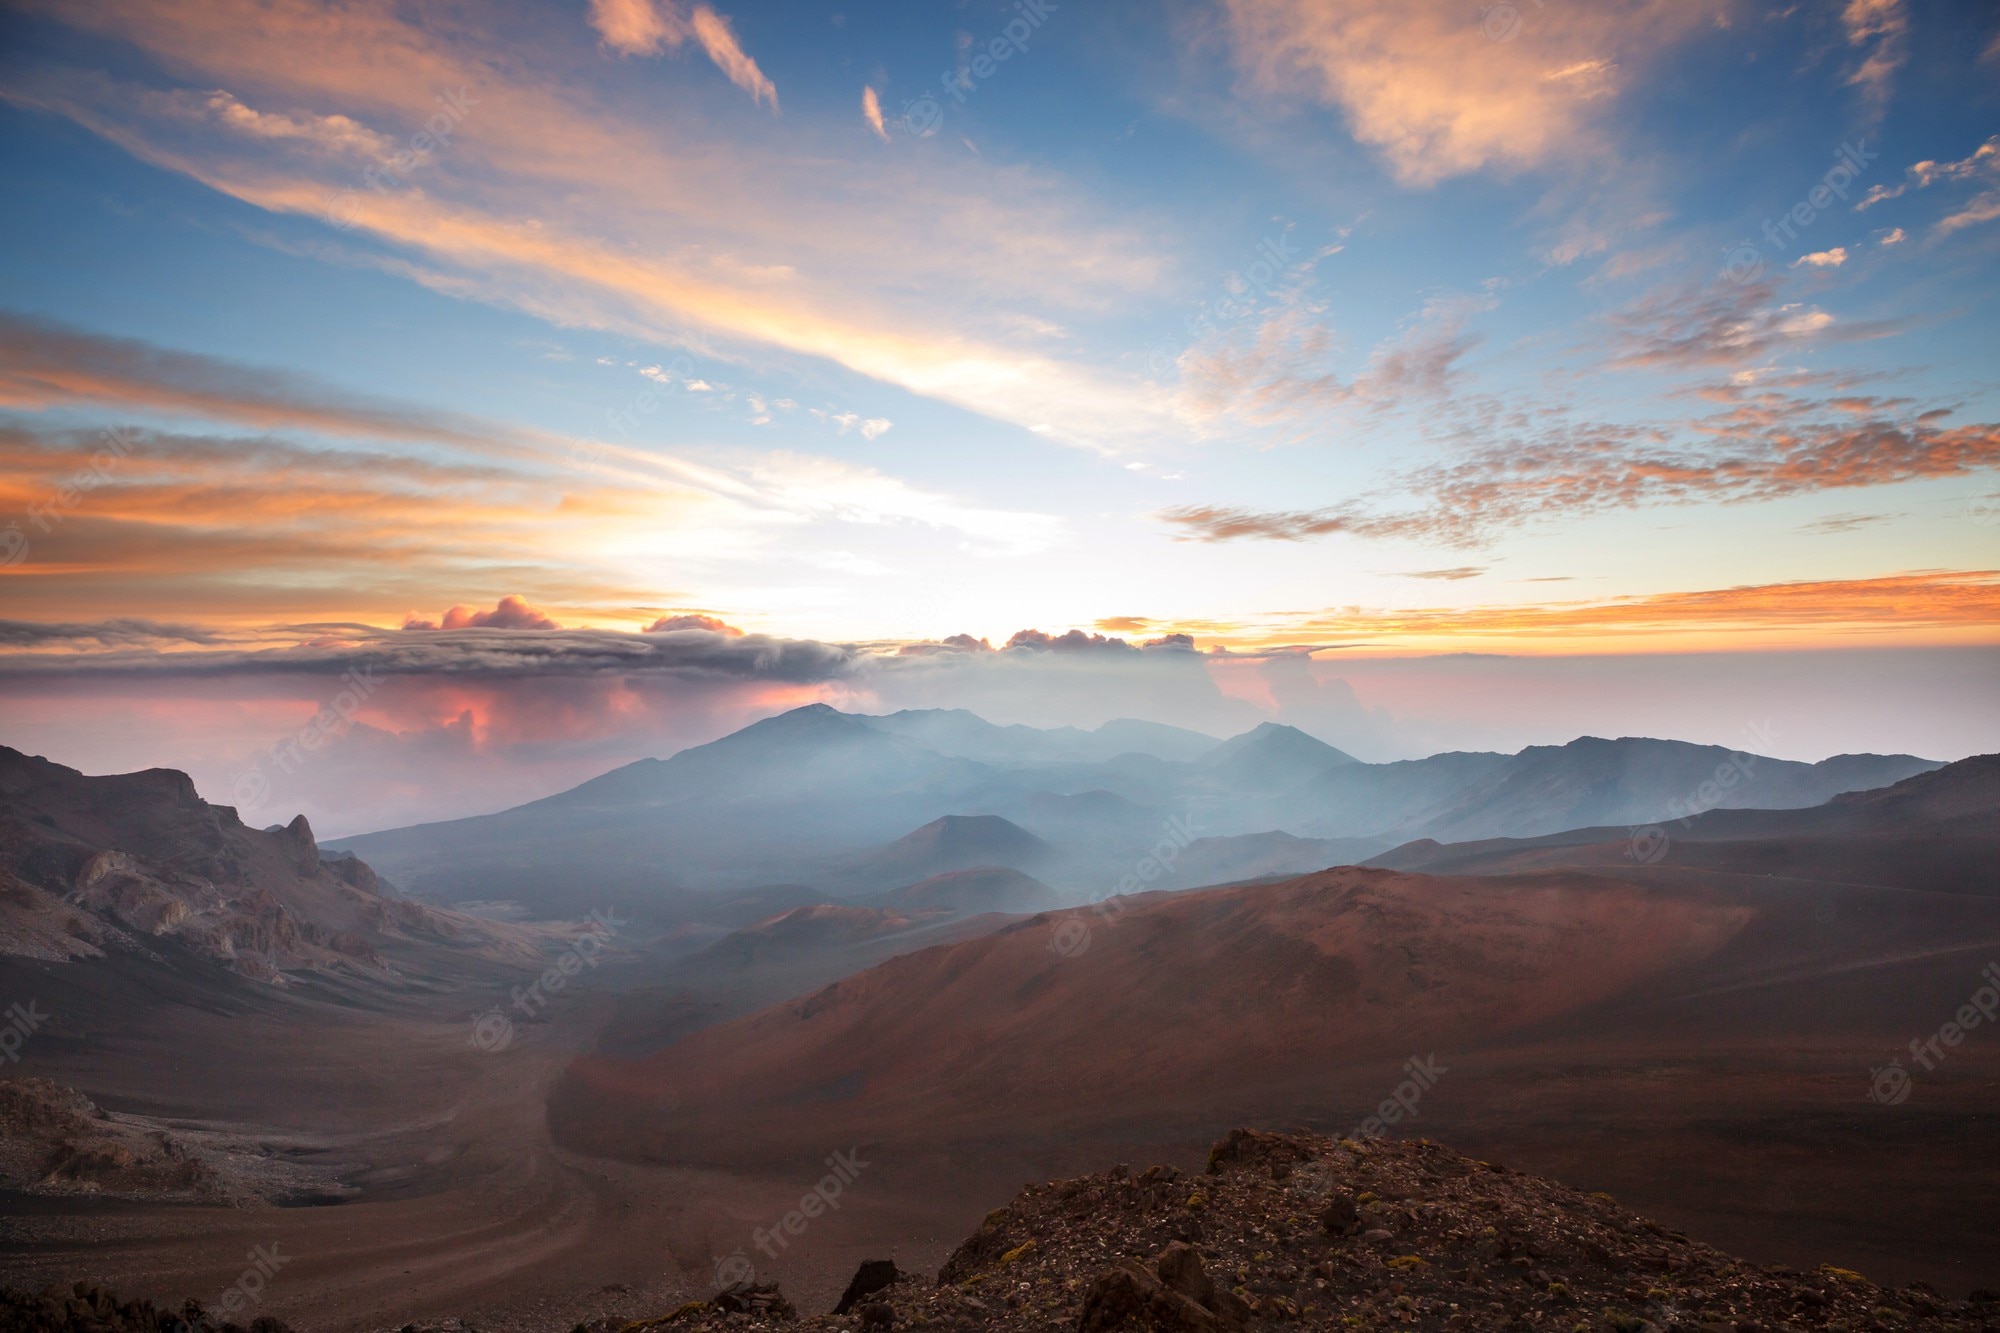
[0,0,1996,834]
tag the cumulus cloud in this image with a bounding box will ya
[1854,136,2000,236]
[1003,628,1197,654]
[862,85,888,140]
[646,613,743,635]
[589,0,679,55]
[1216,0,1712,185]
[404,596,563,631]
[1793,248,1848,269]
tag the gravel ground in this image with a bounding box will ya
[10,1130,1997,1332]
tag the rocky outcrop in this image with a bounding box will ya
[0,1077,352,1206]
[0,1281,293,1333]
[0,746,541,984]
[513,1131,1999,1332]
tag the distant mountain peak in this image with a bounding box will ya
[1200,721,1359,791]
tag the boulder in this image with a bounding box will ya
[833,1260,904,1315]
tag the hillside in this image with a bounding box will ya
[1369,752,2000,892]
[551,866,1762,1160]
[873,865,1060,917]
[0,747,536,983]
[849,815,1054,887]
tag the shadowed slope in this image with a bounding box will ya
[551,866,1753,1163]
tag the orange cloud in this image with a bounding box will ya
[0,311,546,459]
[586,0,776,109]
[8,0,1171,451]
[1217,0,1716,185]
[1257,571,2000,649]
[405,596,563,631]
[645,613,743,635]
[687,6,777,111]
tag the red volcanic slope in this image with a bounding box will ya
[553,866,1752,1162]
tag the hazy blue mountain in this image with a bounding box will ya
[329,705,1941,920]
[856,708,1217,764]
[1198,722,1358,794]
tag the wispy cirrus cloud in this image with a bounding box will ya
[5,0,1176,454]
[1602,278,1902,373]
[586,0,777,111]
[1855,135,2000,236]
[1159,504,1374,543]
[0,323,1064,624]
[1841,0,1908,114]
[1277,570,2000,641]
[1173,289,1490,431]
[1163,390,2000,549]
[0,310,548,458]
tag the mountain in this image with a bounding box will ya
[551,864,1760,1158]
[872,865,1059,917]
[856,709,1217,764]
[0,747,534,983]
[536,703,978,811]
[333,705,1013,911]
[1158,830,1387,889]
[1278,739,1940,842]
[555,846,2000,1165]
[685,903,923,972]
[1197,722,1357,793]
[1370,751,2000,893]
[847,814,1053,887]
[1395,736,1941,843]
[331,704,1944,918]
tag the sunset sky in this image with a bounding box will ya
[1,0,1996,832]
